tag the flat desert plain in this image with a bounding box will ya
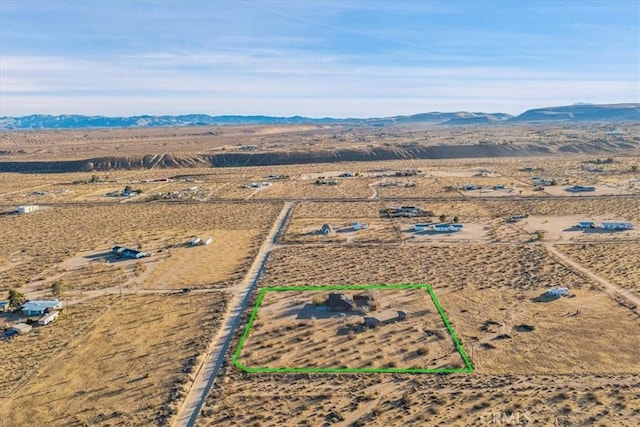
[236,287,467,372]
[0,124,639,426]
[204,244,640,426]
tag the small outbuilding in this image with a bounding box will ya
[352,222,369,231]
[17,205,39,214]
[8,323,32,335]
[122,249,148,259]
[353,292,377,310]
[38,310,60,326]
[567,185,596,192]
[363,310,407,328]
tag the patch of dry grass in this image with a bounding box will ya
[260,244,587,292]
[238,288,464,371]
[0,292,228,426]
[556,243,640,292]
[200,242,640,426]
[202,374,640,426]
[0,296,113,397]
[482,198,640,221]
[0,202,280,291]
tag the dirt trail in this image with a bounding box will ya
[545,244,640,307]
[368,181,380,199]
[173,201,294,427]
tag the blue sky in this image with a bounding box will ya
[1,0,638,117]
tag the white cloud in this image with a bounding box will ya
[1,53,638,117]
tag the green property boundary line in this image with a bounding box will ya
[232,284,474,374]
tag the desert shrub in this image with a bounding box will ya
[312,294,327,306]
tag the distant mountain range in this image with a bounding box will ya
[1,103,638,130]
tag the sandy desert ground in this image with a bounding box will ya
[0,202,280,293]
[556,243,640,293]
[1,293,228,426]
[202,244,640,426]
[0,124,639,426]
[236,288,466,371]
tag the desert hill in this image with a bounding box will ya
[2,103,637,130]
[512,103,640,122]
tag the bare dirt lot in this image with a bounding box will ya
[520,215,639,242]
[405,222,490,243]
[543,183,636,197]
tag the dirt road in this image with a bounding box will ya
[173,201,294,427]
[545,243,640,307]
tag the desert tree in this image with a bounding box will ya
[51,281,66,298]
[8,288,26,309]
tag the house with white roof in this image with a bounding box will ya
[433,223,464,232]
[599,222,633,230]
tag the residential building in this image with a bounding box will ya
[327,293,354,311]
[20,300,63,316]
[599,222,633,230]
[433,223,464,232]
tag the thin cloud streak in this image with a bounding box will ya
[1,1,638,116]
